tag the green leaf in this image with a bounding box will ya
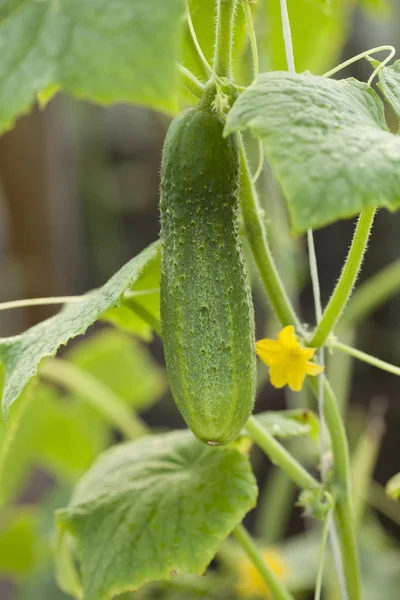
[226,72,400,233]
[253,409,319,442]
[378,60,400,120]
[386,472,400,500]
[260,0,350,75]
[0,241,160,417]
[57,430,258,600]
[66,329,166,412]
[103,247,161,341]
[0,0,185,133]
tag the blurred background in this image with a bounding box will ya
[1,0,400,598]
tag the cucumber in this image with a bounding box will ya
[160,88,256,446]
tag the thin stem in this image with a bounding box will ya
[252,139,264,184]
[238,136,300,329]
[213,0,237,79]
[332,340,400,377]
[308,377,361,600]
[178,65,205,99]
[245,416,319,490]
[186,2,214,77]
[241,0,259,79]
[328,519,349,600]
[233,524,295,600]
[307,229,326,472]
[323,45,395,81]
[341,259,400,327]
[0,296,82,311]
[310,208,375,348]
[279,0,295,73]
[314,513,332,600]
[40,359,149,440]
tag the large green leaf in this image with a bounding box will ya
[0,242,159,417]
[0,0,184,133]
[57,430,258,600]
[378,60,400,120]
[66,329,166,412]
[226,72,400,233]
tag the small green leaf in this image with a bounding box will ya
[386,472,400,500]
[66,329,166,412]
[377,60,400,120]
[253,410,319,441]
[0,242,159,417]
[226,72,400,233]
[57,430,258,600]
[0,0,185,133]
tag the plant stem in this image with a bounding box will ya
[310,208,375,348]
[214,0,237,79]
[40,359,149,440]
[245,416,319,490]
[341,259,400,327]
[314,513,332,600]
[233,524,295,600]
[241,0,259,79]
[238,137,300,328]
[332,340,400,377]
[186,2,214,77]
[308,377,361,600]
[0,296,82,311]
[279,0,295,72]
[178,64,204,99]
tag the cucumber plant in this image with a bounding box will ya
[1,1,400,599]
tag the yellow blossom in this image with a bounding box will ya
[237,547,288,598]
[256,326,323,392]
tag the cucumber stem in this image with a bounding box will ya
[214,0,237,79]
[238,136,301,329]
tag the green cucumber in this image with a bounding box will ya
[160,88,256,446]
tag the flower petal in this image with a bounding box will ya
[269,365,289,389]
[305,362,324,376]
[287,368,306,392]
[303,347,315,361]
[256,339,283,366]
[278,326,300,350]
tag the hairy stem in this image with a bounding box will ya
[40,359,148,440]
[245,416,319,490]
[309,377,361,600]
[332,340,400,377]
[311,208,375,348]
[179,64,205,99]
[238,137,300,328]
[233,524,295,600]
[214,0,237,78]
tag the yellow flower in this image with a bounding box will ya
[256,326,323,392]
[237,548,288,598]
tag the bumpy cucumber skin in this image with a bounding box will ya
[160,105,256,446]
